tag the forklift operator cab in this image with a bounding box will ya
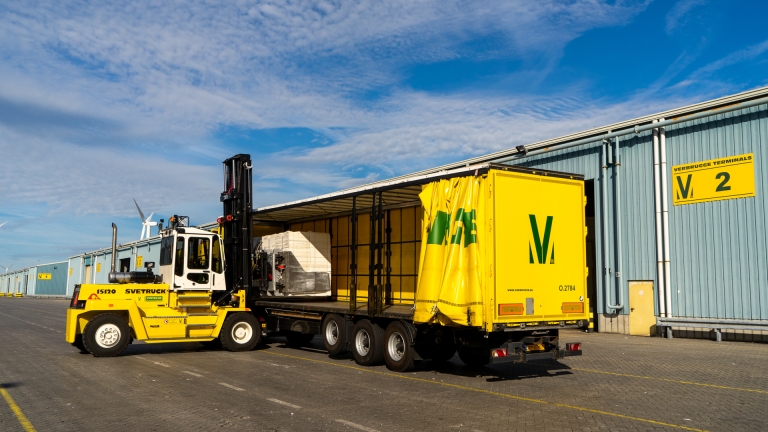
[159,228,226,291]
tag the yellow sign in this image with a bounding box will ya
[38,273,52,280]
[672,153,755,205]
[136,256,143,269]
[96,263,101,273]
[69,268,73,276]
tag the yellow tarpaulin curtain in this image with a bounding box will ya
[414,175,486,326]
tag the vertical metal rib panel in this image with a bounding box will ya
[33,262,67,295]
[666,104,767,319]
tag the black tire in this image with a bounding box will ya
[82,313,131,357]
[458,347,490,368]
[428,327,456,362]
[383,321,416,372]
[71,334,88,353]
[285,332,315,346]
[351,319,385,366]
[322,314,347,355]
[220,313,261,352]
[200,339,222,350]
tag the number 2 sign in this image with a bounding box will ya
[672,153,755,205]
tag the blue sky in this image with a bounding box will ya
[1,0,767,269]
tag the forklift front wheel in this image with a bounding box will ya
[220,313,261,352]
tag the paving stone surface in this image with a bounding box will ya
[0,297,766,431]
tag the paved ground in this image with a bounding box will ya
[0,297,766,432]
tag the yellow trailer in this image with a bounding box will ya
[252,163,587,369]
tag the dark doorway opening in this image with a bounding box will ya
[584,179,597,331]
[119,258,131,272]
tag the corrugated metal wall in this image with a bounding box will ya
[666,104,768,320]
[498,103,768,322]
[33,262,68,295]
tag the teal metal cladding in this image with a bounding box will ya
[666,104,768,320]
[34,262,68,295]
[498,103,767,321]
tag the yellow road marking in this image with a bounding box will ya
[260,351,706,431]
[0,386,36,432]
[571,368,768,395]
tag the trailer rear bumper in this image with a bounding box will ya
[489,347,582,364]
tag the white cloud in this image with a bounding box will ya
[665,0,706,34]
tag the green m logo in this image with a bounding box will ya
[529,215,555,264]
[426,209,477,247]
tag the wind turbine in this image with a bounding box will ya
[0,264,12,274]
[133,199,158,240]
[0,222,6,229]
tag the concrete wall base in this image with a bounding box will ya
[598,313,629,334]
[664,327,768,343]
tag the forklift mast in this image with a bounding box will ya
[220,154,254,300]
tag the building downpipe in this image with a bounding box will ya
[660,122,673,320]
[652,121,666,317]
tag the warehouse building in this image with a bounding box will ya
[251,87,768,342]
[0,261,68,297]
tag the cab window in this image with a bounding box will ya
[187,237,210,270]
[212,235,223,274]
[160,237,174,266]
[174,238,185,276]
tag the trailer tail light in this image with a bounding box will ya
[566,343,582,351]
[491,348,508,358]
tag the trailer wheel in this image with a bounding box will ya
[82,313,131,357]
[322,314,347,355]
[285,332,315,346]
[458,347,490,368]
[220,313,261,352]
[351,319,384,366]
[427,327,456,362]
[383,321,416,372]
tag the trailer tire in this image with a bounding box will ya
[220,313,261,352]
[322,314,347,355]
[428,327,456,362]
[285,332,315,346]
[82,313,131,357]
[383,321,416,372]
[351,319,384,366]
[458,347,490,368]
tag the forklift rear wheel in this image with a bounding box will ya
[351,319,384,366]
[383,321,416,372]
[71,334,88,353]
[82,313,131,357]
[322,314,347,355]
[220,313,261,352]
[285,332,315,346]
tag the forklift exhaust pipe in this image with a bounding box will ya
[107,222,161,284]
[108,223,118,282]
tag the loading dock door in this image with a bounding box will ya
[629,281,655,336]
